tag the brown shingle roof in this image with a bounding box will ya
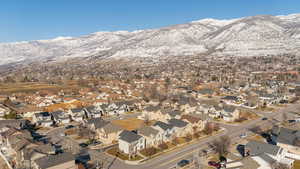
[181,114,201,124]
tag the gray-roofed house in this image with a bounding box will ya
[51,111,70,124]
[271,127,300,154]
[245,141,294,168]
[32,152,75,169]
[142,105,163,121]
[118,130,145,155]
[176,96,198,113]
[33,112,53,127]
[21,144,56,169]
[168,119,189,137]
[86,118,109,131]
[153,121,175,142]
[161,109,182,121]
[69,108,86,122]
[138,126,161,147]
[97,123,123,144]
[84,106,102,119]
[221,105,240,122]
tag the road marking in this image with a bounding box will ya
[156,148,198,168]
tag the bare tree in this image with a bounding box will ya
[248,126,262,134]
[212,135,231,157]
[203,122,219,135]
[282,112,288,122]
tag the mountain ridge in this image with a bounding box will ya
[0,13,300,66]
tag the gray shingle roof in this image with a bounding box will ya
[71,108,83,113]
[168,119,188,128]
[138,126,159,137]
[34,152,74,169]
[223,96,238,101]
[145,105,160,112]
[103,123,122,134]
[119,130,142,143]
[87,118,109,129]
[154,121,173,131]
[223,105,236,113]
[274,127,300,146]
[246,141,281,156]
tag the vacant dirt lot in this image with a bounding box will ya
[112,118,145,130]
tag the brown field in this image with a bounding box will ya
[0,82,61,94]
[112,118,145,130]
[294,160,300,169]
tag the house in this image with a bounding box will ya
[197,88,215,97]
[84,106,102,119]
[85,118,109,131]
[221,105,240,122]
[181,114,206,132]
[141,105,162,121]
[115,101,136,114]
[21,144,56,169]
[138,126,161,147]
[0,105,10,117]
[176,97,198,113]
[69,108,86,122]
[33,112,53,127]
[97,123,122,144]
[222,96,239,105]
[167,119,188,137]
[51,111,70,124]
[153,121,175,142]
[32,152,75,169]
[118,130,145,155]
[245,141,294,168]
[271,126,300,155]
[161,109,182,122]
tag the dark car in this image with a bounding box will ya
[65,125,75,129]
[288,120,296,123]
[208,161,221,168]
[262,117,268,120]
[79,143,89,148]
[177,159,190,167]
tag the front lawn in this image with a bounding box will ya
[140,147,160,157]
[106,147,143,161]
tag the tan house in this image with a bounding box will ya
[138,126,161,147]
[181,114,206,133]
[142,105,162,121]
[97,123,122,144]
[168,119,189,137]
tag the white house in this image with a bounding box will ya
[118,130,145,155]
[245,141,294,168]
[152,121,175,142]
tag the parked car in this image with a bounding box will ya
[240,133,247,138]
[177,159,190,167]
[262,117,268,120]
[65,125,75,129]
[288,120,296,123]
[208,161,221,168]
[79,143,89,148]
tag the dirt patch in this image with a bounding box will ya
[112,118,145,130]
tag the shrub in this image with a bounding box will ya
[158,143,168,150]
[140,147,157,156]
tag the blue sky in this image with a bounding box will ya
[1,0,299,42]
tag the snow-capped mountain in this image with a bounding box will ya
[0,13,300,66]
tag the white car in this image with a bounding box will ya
[240,133,247,138]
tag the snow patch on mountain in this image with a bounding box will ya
[0,13,299,66]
